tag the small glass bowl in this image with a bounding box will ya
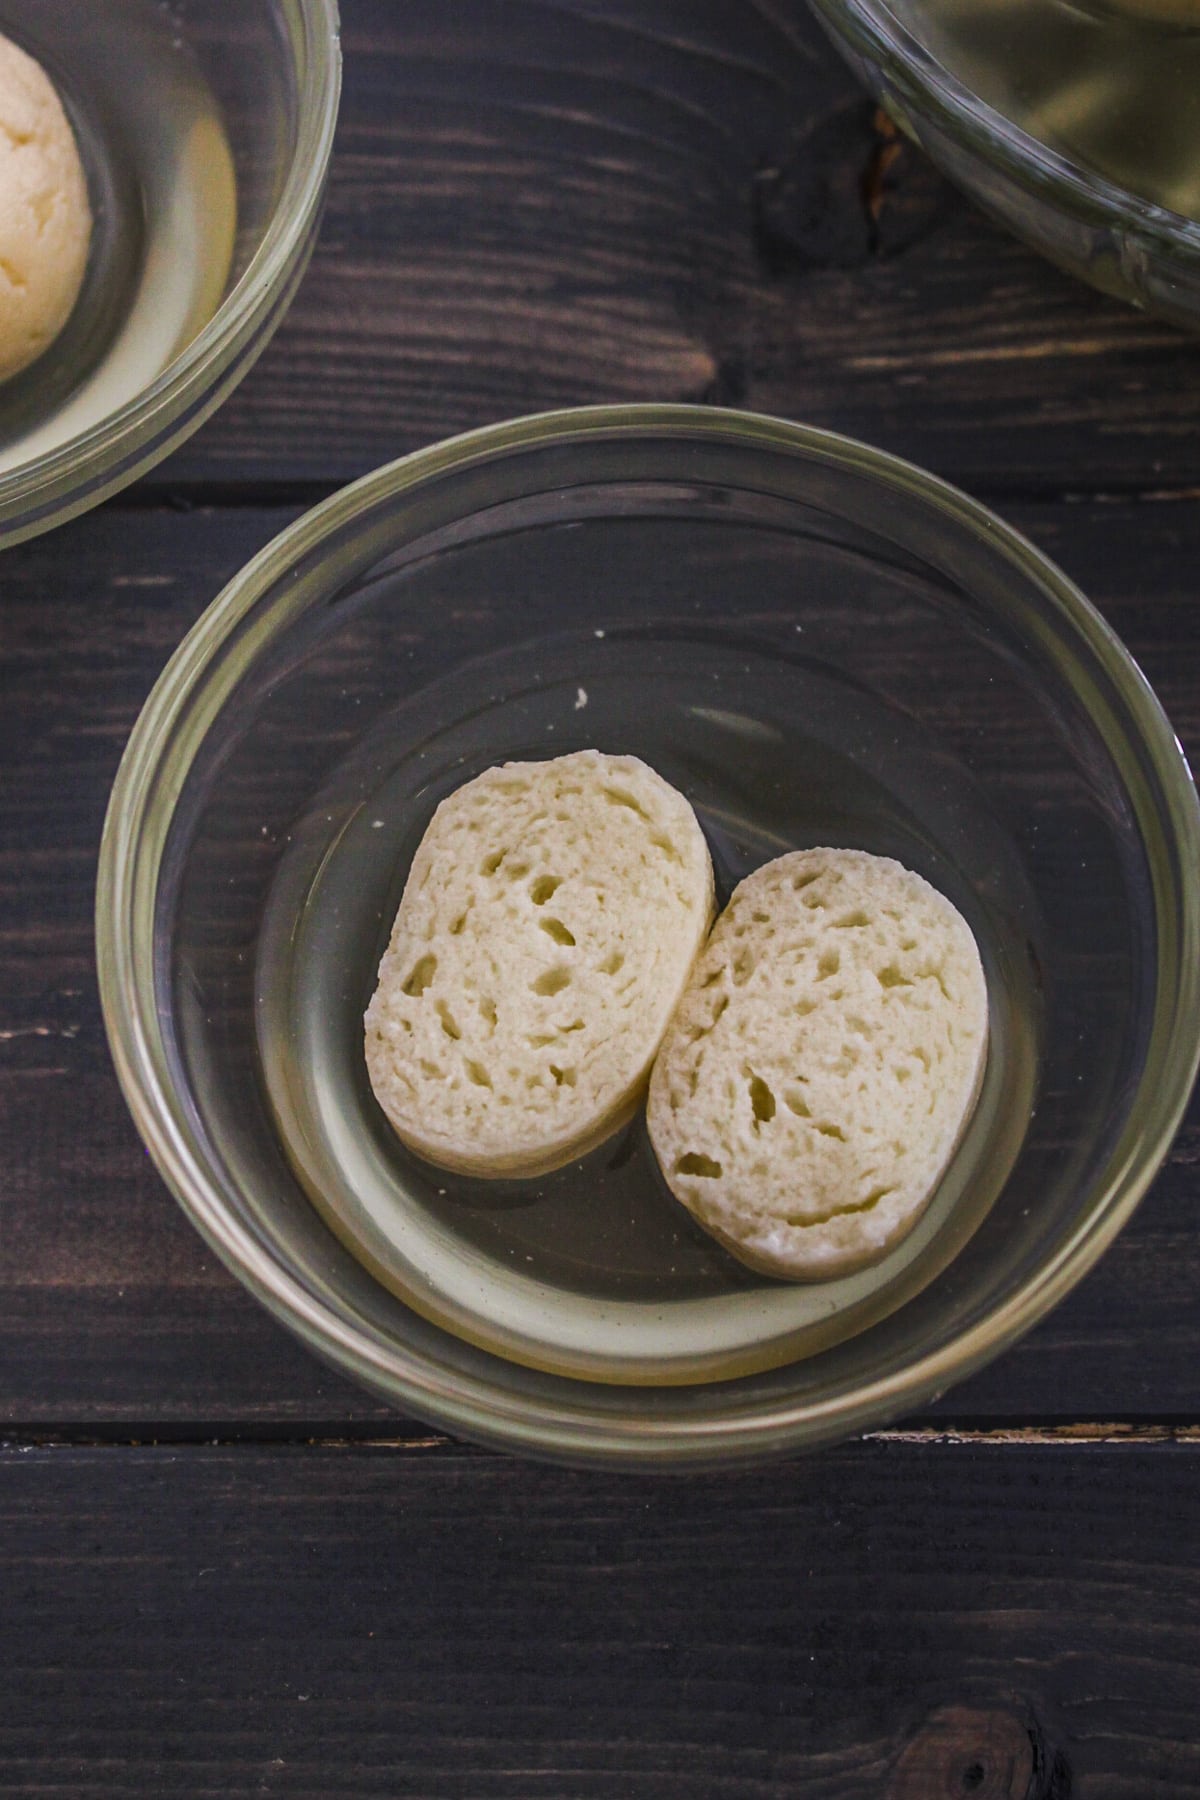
[97,406,1200,1468]
[807,0,1200,328]
[0,0,340,547]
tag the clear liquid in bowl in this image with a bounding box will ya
[895,0,1200,218]
[249,547,1043,1388]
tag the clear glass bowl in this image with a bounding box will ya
[96,406,1200,1468]
[0,0,340,546]
[807,0,1200,328]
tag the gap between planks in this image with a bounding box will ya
[112,475,1200,516]
[2,1420,1199,1453]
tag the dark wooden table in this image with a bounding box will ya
[4,4,1199,1793]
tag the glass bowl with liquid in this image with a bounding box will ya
[808,0,1200,327]
[96,406,1200,1468]
[0,0,340,546]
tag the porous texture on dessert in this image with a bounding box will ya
[366,751,715,1177]
[647,849,988,1279]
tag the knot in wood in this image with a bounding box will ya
[889,1703,1035,1800]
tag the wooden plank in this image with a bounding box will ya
[1,1439,1198,1795]
[148,0,1200,499]
[1,496,1198,1428]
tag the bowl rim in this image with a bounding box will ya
[807,0,1200,257]
[0,0,342,538]
[96,403,1200,1465]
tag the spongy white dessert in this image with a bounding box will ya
[0,32,92,384]
[647,849,988,1280]
[365,750,715,1178]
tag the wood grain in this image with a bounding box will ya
[0,496,1197,1429]
[1,1438,1198,1795]
[143,0,1200,500]
[3,6,1199,1784]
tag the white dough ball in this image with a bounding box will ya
[0,32,92,384]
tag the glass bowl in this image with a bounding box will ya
[0,0,340,547]
[96,405,1200,1468]
[807,0,1200,328]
